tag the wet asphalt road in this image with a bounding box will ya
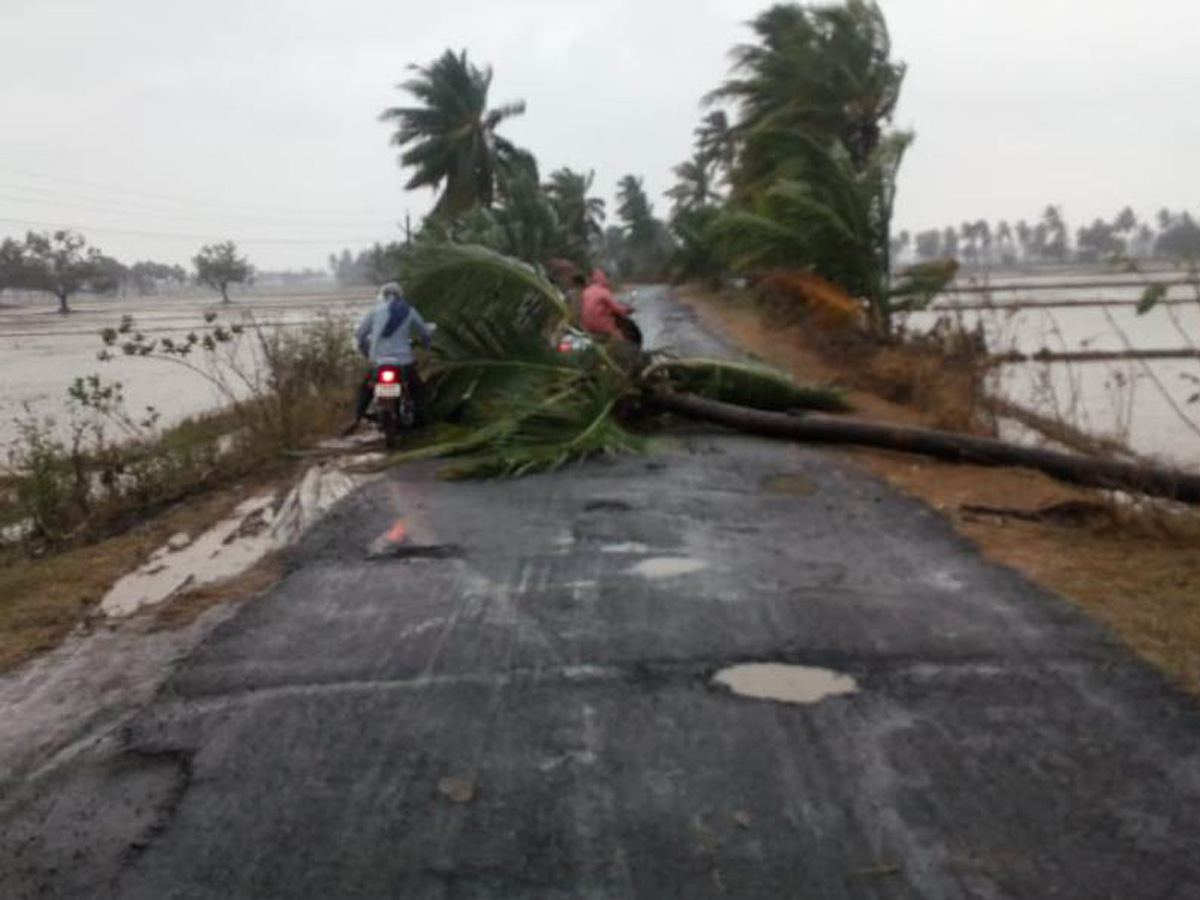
[5,287,1200,899]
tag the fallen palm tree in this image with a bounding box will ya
[993,348,1200,364]
[377,244,1200,506]
[374,243,847,478]
[652,390,1200,506]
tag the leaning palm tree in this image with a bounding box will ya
[380,49,528,218]
[711,132,953,337]
[709,1,905,193]
[695,110,737,181]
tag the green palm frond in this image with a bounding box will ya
[382,243,639,478]
[422,312,586,421]
[389,244,851,480]
[434,375,643,480]
[380,49,528,216]
[404,242,569,330]
[648,357,849,413]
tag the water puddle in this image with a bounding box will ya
[713,663,858,705]
[628,557,709,578]
[101,463,368,617]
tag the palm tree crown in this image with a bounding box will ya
[709,1,905,190]
[666,154,721,216]
[616,175,657,246]
[695,110,736,179]
[381,49,527,218]
[545,168,606,248]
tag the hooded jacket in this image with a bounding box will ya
[354,285,432,365]
[580,270,631,338]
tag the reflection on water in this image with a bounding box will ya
[714,663,859,705]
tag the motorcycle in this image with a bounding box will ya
[555,291,643,356]
[367,364,416,450]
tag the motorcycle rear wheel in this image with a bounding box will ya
[379,408,401,450]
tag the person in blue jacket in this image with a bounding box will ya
[349,281,433,429]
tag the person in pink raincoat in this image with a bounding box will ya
[579,269,632,340]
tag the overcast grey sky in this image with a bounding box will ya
[1,0,1197,270]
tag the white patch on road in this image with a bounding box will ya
[601,542,651,554]
[100,463,369,618]
[628,557,709,579]
[925,569,966,591]
[713,663,859,705]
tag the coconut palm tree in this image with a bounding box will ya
[544,168,606,255]
[695,110,737,181]
[709,0,905,193]
[665,154,721,216]
[492,162,561,267]
[616,175,657,247]
[669,205,725,287]
[1041,205,1069,261]
[711,131,950,336]
[380,49,528,218]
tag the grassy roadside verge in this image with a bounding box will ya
[679,286,1200,695]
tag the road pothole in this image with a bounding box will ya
[713,663,858,705]
[367,544,465,562]
[584,499,633,513]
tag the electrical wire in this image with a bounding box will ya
[0,215,395,246]
[0,181,393,227]
[0,162,389,216]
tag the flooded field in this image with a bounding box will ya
[3,269,1199,472]
[0,286,374,462]
[914,266,1200,469]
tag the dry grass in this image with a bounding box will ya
[692,285,991,433]
[680,286,1200,695]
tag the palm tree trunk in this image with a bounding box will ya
[650,389,1200,506]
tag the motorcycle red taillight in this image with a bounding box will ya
[377,367,399,384]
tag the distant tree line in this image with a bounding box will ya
[0,230,256,313]
[328,245,407,287]
[900,206,1200,267]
